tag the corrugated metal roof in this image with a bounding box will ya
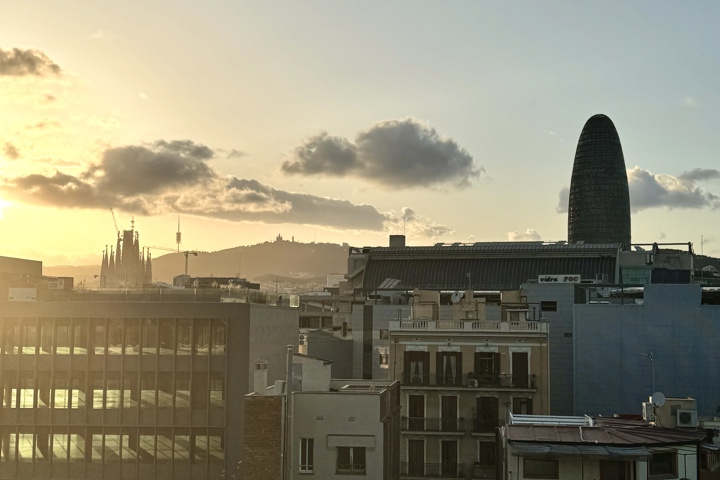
[511,442,650,459]
[362,255,617,291]
[506,424,706,447]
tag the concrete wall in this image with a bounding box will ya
[522,283,578,415]
[291,391,386,479]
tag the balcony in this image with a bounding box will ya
[401,416,465,432]
[390,318,547,333]
[401,372,536,390]
[401,462,465,478]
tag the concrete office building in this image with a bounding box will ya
[0,294,297,480]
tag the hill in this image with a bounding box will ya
[152,240,349,283]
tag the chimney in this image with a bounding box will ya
[253,360,268,395]
[389,235,406,247]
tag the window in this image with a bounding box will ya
[512,397,533,415]
[379,330,389,340]
[337,446,366,475]
[523,458,558,479]
[300,438,314,473]
[540,301,557,312]
[648,452,676,479]
[601,460,634,480]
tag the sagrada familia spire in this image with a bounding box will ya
[100,221,152,288]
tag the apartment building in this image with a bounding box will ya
[388,290,549,479]
[244,353,401,480]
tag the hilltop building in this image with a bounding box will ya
[568,113,632,248]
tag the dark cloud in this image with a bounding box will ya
[152,140,214,160]
[678,168,720,182]
[283,132,359,175]
[282,118,482,189]
[0,140,389,231]
[3,142,19,160]
[0,47,61,76]
[556,167,720,214]
[401,207,416,222]
[84,144,216,196]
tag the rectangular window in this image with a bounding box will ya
[379,330,389,340]
[648,452,676,479]
[337,446,366,475]
[524,458,558,479]
[513,397,533,415]
[601,460,634,480]
[540,301,557,312]
[300,438,314,473]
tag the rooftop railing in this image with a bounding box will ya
[390,319,547,333]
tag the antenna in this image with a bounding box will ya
[640,351,656,394]
[176,216,182,253]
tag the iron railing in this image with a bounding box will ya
[401,462,465,477]
[401,416,465,432]
[401,372,536,389]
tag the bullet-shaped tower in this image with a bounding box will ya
[568,114,631,249]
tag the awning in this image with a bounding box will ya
[510,442,650,460]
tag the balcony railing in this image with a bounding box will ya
[390,318,547,333]
[401,462,465,477]
[401,372,536,389]
[401,416,465,432]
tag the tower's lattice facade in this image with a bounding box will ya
[568,114,631,248]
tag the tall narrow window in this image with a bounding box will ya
[299,438,314,473]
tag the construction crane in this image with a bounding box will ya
[147,246,199,276]
[109,208,120,236]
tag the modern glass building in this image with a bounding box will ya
[568,114,631,249]
[0,294,297,480]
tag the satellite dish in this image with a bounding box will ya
[651,392,666,407]
[451,291,464,304]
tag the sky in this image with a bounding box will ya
[2,1,720,266]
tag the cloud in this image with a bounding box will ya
[683,96,697,107]
[556,166,720,213]
[3,142,19,160]
[556,167,720,213]
[226,149,247,159]
[627,166,720,211]
[678,168,720,182]
[282,118,482,189]
[556,187,569,213]
[386,206,452,238]
[24,119,62,131]
[0,47,61,76]
[0,139,389,231]
[151,140,214,160]
[507,229,542,241]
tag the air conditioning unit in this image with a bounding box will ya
[468,379,479,388]
[676,409,698,427]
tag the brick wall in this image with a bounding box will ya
[243,395,283,480]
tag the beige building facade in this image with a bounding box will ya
[388,290,549,479]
